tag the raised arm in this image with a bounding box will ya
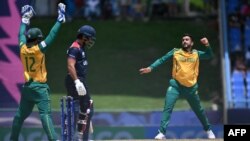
[39,22,62,52]
[19,5,35,47]
[19,23,27,47]
[198,37,214,59]
[38,3,66,53]
[139,48,175,74]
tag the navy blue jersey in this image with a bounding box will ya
[67,41,88,78]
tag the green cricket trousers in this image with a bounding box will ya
[10,82,57,141]
[159,79,211,134]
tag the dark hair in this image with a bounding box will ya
[27,38,37,43]
[183,33,193,41]
[77,33,83,39]
[77,33,90,40]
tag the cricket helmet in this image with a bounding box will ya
[26,27,43,41]
[77,25,96,48]
[77,25,96,40]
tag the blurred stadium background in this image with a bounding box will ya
[1,0,250,140]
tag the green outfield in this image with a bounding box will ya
[30,18,222,110]
[50,94,213,111]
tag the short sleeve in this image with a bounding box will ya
[67,47,79,59]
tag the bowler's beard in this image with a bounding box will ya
[182,43,192,48]
[182,43,192,52]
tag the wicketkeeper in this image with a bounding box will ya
[10,3,66,141]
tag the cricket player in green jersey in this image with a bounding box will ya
[10,3,66,141]
[140,34,216,139]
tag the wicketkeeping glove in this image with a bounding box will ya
[74,79,86,96]
[57,3,66,23]
[21,5,35,25]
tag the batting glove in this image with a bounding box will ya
[57,3,66,23]
[21,5,35,25]
[74,79,86,96]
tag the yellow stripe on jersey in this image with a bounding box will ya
[20,44,47,83]
[172,49,199,87]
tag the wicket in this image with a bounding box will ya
[60,96,79,141]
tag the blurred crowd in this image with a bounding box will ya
[59,0,217,22]
[228,0,250,108]
[227,0,250,74]
[62,0,177,21]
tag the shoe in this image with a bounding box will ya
[154,131,166,140]
[206,130,216,139]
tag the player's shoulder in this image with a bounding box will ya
[19,43,25,49]
[192,49,199,53]
[68,41,81,53]
[172,48,181,53]
[70,41,81,49]
[165,48,179,55]
[173,48,180,51]
[19,42,25,47]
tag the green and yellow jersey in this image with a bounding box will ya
[20,45,47,82]
[19,22,61,83]
[149,47,213,87]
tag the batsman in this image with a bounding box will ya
[140,34,216,139]
[65,24,96,140]
[10,3,66,141]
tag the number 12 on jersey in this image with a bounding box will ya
[25,56,36,72]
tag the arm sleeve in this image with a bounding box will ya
[198,46,214,60]
[149,48,175,70]
[19,23,27,48]
[67,47,79,59]
[39,21,61,53]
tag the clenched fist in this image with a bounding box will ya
[200,37,209,47]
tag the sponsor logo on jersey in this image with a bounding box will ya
[83,60,88,66]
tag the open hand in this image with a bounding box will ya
[139,67,152,74]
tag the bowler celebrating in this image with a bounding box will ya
[140,34,216,140]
